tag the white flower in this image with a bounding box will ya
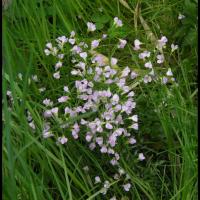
[111,57,118,66]
[29,121,36,130]
[39,87,46,93]
[171,44,178,52]
[58,54,64,59]
[139,51,151,59]
[157,54,164,64]
[79,52,87,60]
[143,75,152,83]
[83,166,89,172]
[68,38,75,45]
[57,136,68,144]
[130,123,138,130]
[123,183,131,191]
[134,39,142,50]
[55,61,62,71]
[166,68,173,76]
[91,39,100,49]
[51,107,59,115]
[102,34,107,39]
[46,42,53,49]
[144,61,152,69]
[94,176,101,184]
[130,115,138,122]
[128,91,135,97]
[138,153,145,161]
[70,30,76,37]
[130,71,138,79]
[43,98,53,106]
[43,131,54,138]
[100,145,108,153]
[121,66,130,77]
[86,134,92,142]
[178,13,185,20]
[32,75,38,82]
[157,36,168,49]
[44,49,51,56]
[118,39,127,48]
[64,86,69,92]
[18,73,23,80]
[58,96,68,103]
[43,110,53,118]
[87,22,96,32]
[129,137,136,144]
[105,123,113,129]
[53,71,60,79]
[56,36,68,44]
[162,76,168,84]
[111,94,119,105]
[114,17,123,27]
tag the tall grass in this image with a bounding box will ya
[3,0,197,199]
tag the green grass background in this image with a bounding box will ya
[2,0,197,199]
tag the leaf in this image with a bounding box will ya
[95,22,104,30]
[91,14,111,24]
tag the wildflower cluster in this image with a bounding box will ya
[16,17,178,197]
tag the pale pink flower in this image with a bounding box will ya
[111,57,118,66]
[118,39,127,48]
[110,158,118,166]
[55,61,62,71]
[29,121,36,130]
[58,96,68,103]
[105,123,113,129]
[91,39,100,49]
[166,68,173,76]
[139,51,151,59]
[157,54,164,64]
[100,145,108,153]
[133,39,142,50]
[53,71,60,79]
[130,115,138,122]
[138,153,145,161]
[58,54,64,59]
[129,137,136,144]
[130,71,138,79]
[46,42,53,49]
[123,183,131,191]
[171,44,178,52]
[162,76,168,84]
[43,110,53,118]
[86,133,93,142]
[130,123,138,130]
[178,13,185,20]
[102,34,107,39]
[87,22,96,32]
[157,36,168,49]
[143,75,152,83]
[51,107,59,115]
[70,30,76,37]
[96,137,103,146]
[57,136,68,144]
[68,38,75,45]
[121,66,130,77]
[79,52,87,60]
[94,176,101,184]
[43,131,54,138]
[144,61,152,69]
[64,86,69,92]
[43,98,53,106]
[89,142,96,150]
[114,17,123,27]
